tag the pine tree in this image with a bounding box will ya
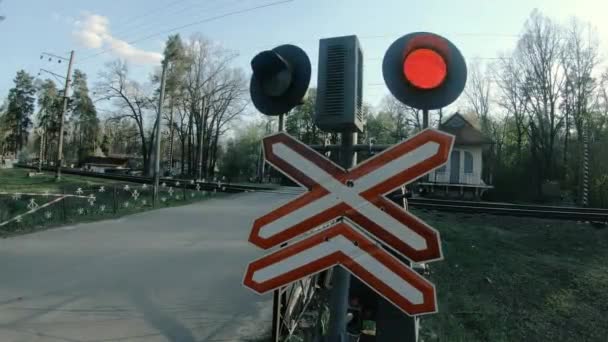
[5,70,36,154]
[70,69,99,162]
[36,79,62,163]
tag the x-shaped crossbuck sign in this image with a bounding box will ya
[249,128,454,262]
[244,220,438,315]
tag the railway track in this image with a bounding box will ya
[406,197,608,223]
[15,165,608,222]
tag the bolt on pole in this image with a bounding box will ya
[55,51,75,181]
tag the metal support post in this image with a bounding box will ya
[422,109,429,130]
[270,112,286,342]
[581,122,590,207]
[153,62,168,205]
[55,51,75,181]
[327,130,357,342]
[278,113,285,132]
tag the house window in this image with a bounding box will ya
[464,151,474,174]
[437,165,447,173]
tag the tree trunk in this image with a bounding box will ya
[168,103,175,172]
[563,111,570,181]
[180,137,186,175]
[186,114,193,175]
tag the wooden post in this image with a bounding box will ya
[61,189,67,222]
[113,186,117,214]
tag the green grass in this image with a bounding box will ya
[0,168,222,237]
[414,210,608,342]
[0,168,117,193]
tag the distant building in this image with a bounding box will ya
[420,112,493,198]
[81,156,130,174]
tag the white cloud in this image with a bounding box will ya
[73,13,162,65]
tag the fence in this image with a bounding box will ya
[0,181,221,234]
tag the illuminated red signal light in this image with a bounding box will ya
[383,32,467,110]
[403,48,447,90]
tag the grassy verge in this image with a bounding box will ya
[0,168,117,193]
[0,168,223,237]
[414,210,608,342]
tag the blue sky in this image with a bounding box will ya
[1,0,607,115]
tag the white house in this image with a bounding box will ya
[420,113,493,198]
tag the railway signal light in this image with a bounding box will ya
[383,32,467,110]
[250,44,312,116]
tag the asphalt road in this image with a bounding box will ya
[0,192,296,342]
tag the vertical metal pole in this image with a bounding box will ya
[377,116,424,342]
[278,114,285,132]
[153,62,168,205]
[197,98,206,180]
[423,109,429,129]
[582,122,590,207]
[61,189,67,222]
[271,288,283,342]
[37,128,44,173]
[271,113,286,342]
[328,130,357,342]
[113,186,117,214]
[55,51,75,181]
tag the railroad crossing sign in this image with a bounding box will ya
[244,221,438,315]
[243,129,454,316]
[248,129,454,262]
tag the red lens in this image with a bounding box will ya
[403,49,447,89]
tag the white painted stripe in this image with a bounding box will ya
[259,195,341,238]
[332,236,424,305]
[251,235,350,283]
[353,142,439,192]
[270,143,427,250]
[251,235,424,305]
[353,202,427,249]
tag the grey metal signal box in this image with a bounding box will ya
[315,35,364,133]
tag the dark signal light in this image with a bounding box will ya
[250,44,311,116]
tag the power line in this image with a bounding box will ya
[110,0,194,35]
[110,0,227,40]
[78,0,294,64]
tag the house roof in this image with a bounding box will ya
[439,112,493,145]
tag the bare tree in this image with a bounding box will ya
[380,95,421,140]
[494,54,529,162]
[464,61,492,134]
[205,68,248,176]
[517,10,566,183]
[561,18,599,160]
[594,71,608,134]
[96,60,156,174]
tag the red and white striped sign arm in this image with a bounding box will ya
[249,129,454,262]
[243,221,438,316]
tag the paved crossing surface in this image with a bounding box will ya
[0,192,297,341]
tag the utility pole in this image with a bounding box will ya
[55,50,75,181]
[168,105,175,175]
[581,121,590,207]
[197,97,206,180]
[153,62,168,204]
[36,127,45,173]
